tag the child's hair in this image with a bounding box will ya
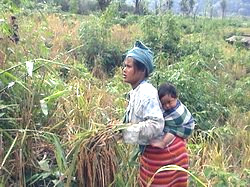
[158,82,178,99]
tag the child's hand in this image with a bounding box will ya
[150,138,165,149]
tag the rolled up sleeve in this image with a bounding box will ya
[123,97,164,145]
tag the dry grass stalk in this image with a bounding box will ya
[77,125,120,187]
[0,133,3,176]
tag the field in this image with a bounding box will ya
[0,2,250,187]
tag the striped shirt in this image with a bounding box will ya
[163,100,195,139]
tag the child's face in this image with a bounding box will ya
[160,94,177,110]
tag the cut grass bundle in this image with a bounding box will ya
[76,125,122,187]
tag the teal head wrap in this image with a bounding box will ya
[126,41,154,75]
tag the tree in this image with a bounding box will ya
[98,0,112,11]
[134,0,141,14]
[188,0,195,15]
[180,0,189,15]
[53,0,70,11]
[69,0,78,13]
[164,0,173,11]
[203,0,214,18]
[154,0,159,14]
[193,3,199,20]
[208,0,213,18]
[180,0,195,16]
[141,0,150,14]
[220,0,227,18]
[155,0,173,14]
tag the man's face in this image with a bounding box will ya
[123,57,144,87]
[160,94,177,110]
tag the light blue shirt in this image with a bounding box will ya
[122,80,164,145]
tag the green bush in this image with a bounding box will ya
[79,4,123,76]
[140,13,181,58]
[204,166,249,187]
[229,76,250,112]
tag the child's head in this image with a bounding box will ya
[158,82,178,110]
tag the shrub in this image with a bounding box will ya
[79,3,123,76]
[140,13,181,59]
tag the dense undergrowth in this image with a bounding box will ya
[0,3,249,187]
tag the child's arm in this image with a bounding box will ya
[150,133,175,149]
[162,132,175,145]
[168,120,195,139]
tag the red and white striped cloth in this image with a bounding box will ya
[139,136,189,187]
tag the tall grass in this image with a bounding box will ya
[0,9,249,187]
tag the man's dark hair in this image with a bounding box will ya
[133,59,149,78]
[158,82,178,99]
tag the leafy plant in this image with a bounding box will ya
[140,13,181,58]
[79,3,123,76]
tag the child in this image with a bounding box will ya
[150,82,195,149]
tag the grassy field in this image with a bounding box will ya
[0,6,249,187]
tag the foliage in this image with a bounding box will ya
[97,0,112,11]
[0,5,249,187]
[204,166,249,187]
[140,13,181,59]
[220,0,227,18]
[79,3,123,76]
[180,0,195,15]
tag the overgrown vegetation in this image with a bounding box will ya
[0,1,249,187]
